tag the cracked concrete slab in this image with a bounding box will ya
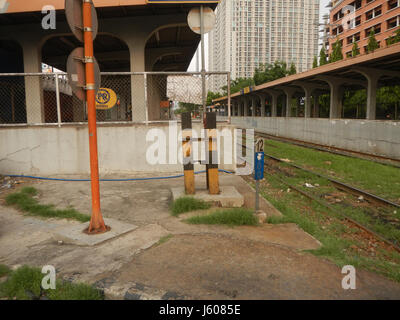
[53,218,138,246]
[171,186,244,207]
[1,173,399,299]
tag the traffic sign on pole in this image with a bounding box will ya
[66,47,101,101]
[65,0,98,43]
[187,6,216,35]
[65,0,109,234]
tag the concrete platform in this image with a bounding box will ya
[171,186,244,208]
[53,218,137,246]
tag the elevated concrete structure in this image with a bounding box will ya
[219,116,400,160]
[215,42,400,121]
[0,1,218,123]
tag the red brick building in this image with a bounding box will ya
[328,0,400,57]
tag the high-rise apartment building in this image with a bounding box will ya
[327,0,400,57]
[208,0,320,92]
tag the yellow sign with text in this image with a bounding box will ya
[95,88,118,110]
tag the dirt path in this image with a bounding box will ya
[1,173,400,299]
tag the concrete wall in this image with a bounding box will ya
[219,116,400,160]
[0,123,236,175]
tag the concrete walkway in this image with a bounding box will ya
[1,173,400,299]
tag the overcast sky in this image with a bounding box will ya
[188,0,332,72]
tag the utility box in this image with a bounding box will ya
[254,152,264,181]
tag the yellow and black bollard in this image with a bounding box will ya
[181,112,195,195]
[205,112,220,195]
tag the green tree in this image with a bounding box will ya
[222,77,255,94]
[206,91,222,106]
[392,27,400,44]
[289,62,297,75]
[174,102,199,115]
[351,39,360,57]
[343,89,367,118]
[253,61,290,86]
[387,28,400,45]
[367,28,379,53]
[319,47,328,66]
[377,86,400,119]
[330,38,343,62]
[312,56,318,68]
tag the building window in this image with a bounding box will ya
[387,15,400,29]
[388,0,399,10]
[365,24,381,37]
[365,5,382,21]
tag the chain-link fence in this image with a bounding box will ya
[0,72,230,126]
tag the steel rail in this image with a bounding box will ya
[263,152,400,209]
[263,167,400,253]
[238,138,400,208]
[255,131,400,168]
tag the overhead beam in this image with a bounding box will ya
[351,66,400,79]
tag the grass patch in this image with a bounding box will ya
[264,158,400,244]
[170,197,211,216]
[0,265,103,300]
[0,264,11,278]
[46,282,103,300]
[258,174,400,282]
[155,234,173,247]
[186,208,258,226]
[5,187,90,222]
[265,139,400,202]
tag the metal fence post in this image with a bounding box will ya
[144,73,149,125]
[227,72,231,124]
[55,73,62,127]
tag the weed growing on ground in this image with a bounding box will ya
[0,265,103,300]
[5,187,90,222]
[155,234,174,247]
[259,175,400,282]
[170,197,211,216]
[186,208,258,226]
[0,264,11,278]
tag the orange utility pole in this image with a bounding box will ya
[83,0,107,234]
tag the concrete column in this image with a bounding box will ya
[22,38,44,124]
[317,77,344,119]
[128,43,147,122]
[251,97,257,117]
[243,98,249,117]
[265,90,280,117]
[329,83,344,119]
[313,94,320,118]
[260,97,265,117]
[365,75,379,120]
[281,88,297,118]
[234,100,239,116]
[257,94,267,117]
[352,67,400,120]
[304,88,313,118]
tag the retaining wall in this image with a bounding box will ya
[219,116,400,160]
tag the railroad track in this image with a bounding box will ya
[254,131,400,169]
[264,152,400,209]
[263,164,400,253]
[237,140,400,253]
